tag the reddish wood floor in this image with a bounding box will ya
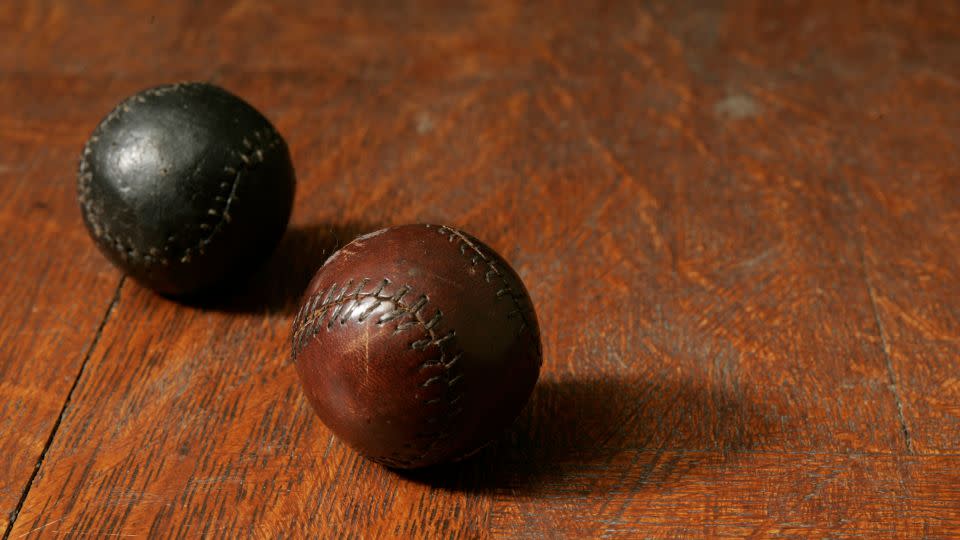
[2,1,959,537]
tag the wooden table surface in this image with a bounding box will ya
[3,1,960,537]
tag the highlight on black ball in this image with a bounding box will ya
[77,82,296,297]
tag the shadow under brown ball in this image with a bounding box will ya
[291,224,542,469]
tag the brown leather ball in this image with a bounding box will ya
[291,224,542,468]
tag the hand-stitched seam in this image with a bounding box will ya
[292,277,464,467]
[431,224,538,336]
[77,82,283,268]
[431,224,543,369]
[77,84,190,265]
[178,128,281,264]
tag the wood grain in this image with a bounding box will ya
[0,75,123,532]
[2,0,960,537]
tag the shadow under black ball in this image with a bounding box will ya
[78,82,296,297]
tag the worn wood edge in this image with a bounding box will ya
[1,277,125,540]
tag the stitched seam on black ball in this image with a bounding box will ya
[179,129,281,264]
[77,83,190,266]
[77,83,283,268]
[291,278,464,468]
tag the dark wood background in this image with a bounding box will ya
[2,1,959,537]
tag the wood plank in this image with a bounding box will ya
[844,89,960,454]
[490,450,960,538]
[0,74,123,533]
[4,0,960,537]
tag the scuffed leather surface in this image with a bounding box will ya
[78,82,295,296]
[292,224,542,468]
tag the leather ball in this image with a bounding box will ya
[77,82,296,296]
[291,224,542,468]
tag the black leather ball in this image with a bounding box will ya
[77,82,296,296]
